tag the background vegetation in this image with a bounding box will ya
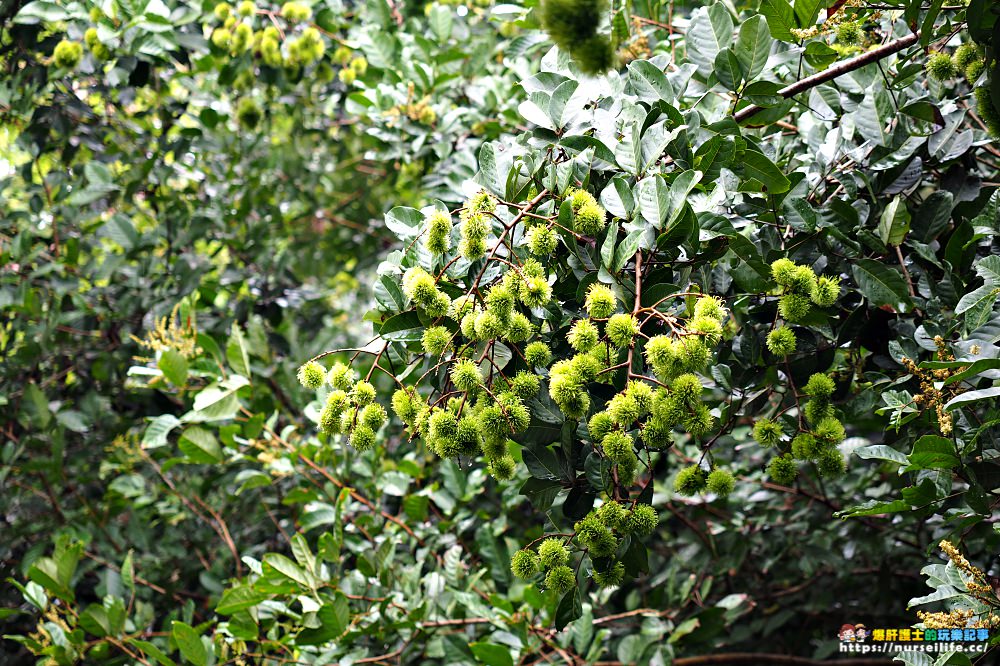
[2,0,999,664]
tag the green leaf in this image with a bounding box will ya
[554,586,582,630]
[714,47,744,92]
[956,284,998,316]
[296,595,350,645]
[216,585,267,615]
[121,550,135,596]
[854,444,908,466]
[905,435,959,471]
[734,15,772,82]
[977,255,1000,285]
[171,621,208,666]
[944,387,1000,411]
[635,175,669,228]
[470,642,514,666]
[128,639,177,666]
[263,553,312,589]
[854,90,893,147]
[627,61,673,103]
[428,3,452,40]
[835,498,911,518]
[740,150,790,193]
[600,220,620,270]
[666,170,703,229]
[793,0,821,27]
[178,426,223,464]
[158,350,189,386]
[226,324,251,378]
[878,195,911,246]
[759,0,796,41]
[938,358,1000,386]
[143,414,181,449]
[851,259,912,310]
[686,3,734,76]
[612,229,645,273]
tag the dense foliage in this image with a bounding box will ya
[2,0,1000,664]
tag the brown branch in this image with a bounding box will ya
[735,32,920,123]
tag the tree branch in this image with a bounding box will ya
[735,32,920,123]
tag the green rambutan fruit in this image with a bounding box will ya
[927,51,956,80]
[592,561,625,588]
[778,293,812,322]
[511,549,541,578]
[574,201,608,236]
[545,564,576,593]
[810,275,840,307]
[585,283,617,319]
[674,464,707,496]
[527,225,558,256]
[538,538,570,568]
[524,341,552,368]
[752,418,783,447]
[297,360,326,389]
[626,503,658,534]
[766,327,796,356]
[706,468,735,497]
[606,313,638,348]
[768,454,798,485]
[425,210,453,255]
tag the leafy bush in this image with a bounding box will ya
[3,0,1000,664]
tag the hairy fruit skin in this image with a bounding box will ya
[707,468,735,497]
[510,549,541,578]
[545,565,576,593]
[53,40,83,68]
[626,504,658,535]
[585,284,617,319]
[753,418,783,447]
[297,361,326,389]
[927,52,956,81]
[768,454,798,485]
[674,464,707,496]
[767,327,797,356]
[538,538,570,568]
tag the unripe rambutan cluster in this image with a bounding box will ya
[568,189,608,236]
[203,2,368,77]
[925,42,988,87]
[767,258,840,354]
[296,359,385,449]
[755,372,846,483]
[454,190,497,260]
[510,501,657,592]
[538,0,616,75]
[299,187,739,594]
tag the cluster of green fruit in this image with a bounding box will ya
[509,501,658,591]
[926,42,999,137]
[538,0,616,75]
[752,372,847,484]
[927,43,988,86]
[207,1,367,80]
[297,360,387,451]
[765,259,840,357]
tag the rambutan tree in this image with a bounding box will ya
[5,0,1000,663]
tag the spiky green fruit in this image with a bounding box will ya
[752,418,783,447]
[766,327,796,356]
[297,361,326,389]
[585,283,617,319]
[538,538,570,568]
[674,464,707,496]
[706,468,735,497]
[511,549,541,578]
